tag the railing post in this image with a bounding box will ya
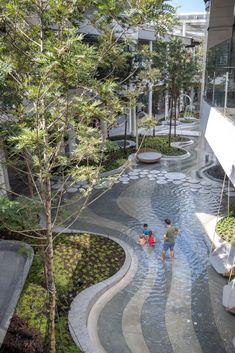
[224,71,229,116]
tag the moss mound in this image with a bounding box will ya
[216,217,235,244]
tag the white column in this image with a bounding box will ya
[132,106,137,137]
[165,91,169,120]
[0,148,10,195]
[148,83,153,117]
[100,120,108,142]
[68,124,76,156]
[182,21,186,37]
[127,108,132,135]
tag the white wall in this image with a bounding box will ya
[201,100,235,186]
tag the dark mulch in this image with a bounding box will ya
[0,315,44,353]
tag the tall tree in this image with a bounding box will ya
[0,1,174,352]
[153,37,201,143]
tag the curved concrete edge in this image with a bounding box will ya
[0,240,34,346]
[100,166,124,178]
[199,162,231,186]
[68,233,133,353]
[202,216,225,249]
[161,150,190,160]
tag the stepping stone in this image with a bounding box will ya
[139,174,146,178]
[119,177,129,181]
[190,188,198,192]
[67,187,78,193]
[189,184,201,189]
[129,171,139,176]
[161,170,168,173]
[165,172,186,180]
[140,171,148,174]
[152,170,161,174]
[129,175,139,180]
[200,180,211,187]
[199,189,210,194]
[173,180,183,185]
[189,179,200,184]
[52,184,62,190]
[156,180,168,184]
[76,180,87,187]
[122,181,129,184]
[94,184,104,189]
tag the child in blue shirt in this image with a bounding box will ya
[143,223,150,238]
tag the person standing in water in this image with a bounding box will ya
[160,218,179,261]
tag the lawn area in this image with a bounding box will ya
[2,233,125,353]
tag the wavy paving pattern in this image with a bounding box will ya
[74,138,235,353]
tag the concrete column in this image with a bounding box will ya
[165,91,169,119]
[100,120,108,142]
[190,87,194,104]
[180,89,184,112]
[0,148,10,195]
[148,83,153,117]
[182,21,186,37]
[68,124,76,156]
[127,108,132,135]
[131,106,137,137]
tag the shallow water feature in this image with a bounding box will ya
[75,138,235,353]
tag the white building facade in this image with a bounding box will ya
[201,0,235,186]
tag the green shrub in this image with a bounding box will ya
[0,196,40,232]
[140,136,188,156]
[216,217,235,244]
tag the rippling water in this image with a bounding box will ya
[94,138,235,353]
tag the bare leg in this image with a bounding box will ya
[160,250,166,261]
[170,250,174,259]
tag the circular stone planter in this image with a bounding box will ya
[115,139,136,149]
[137,149,162,164]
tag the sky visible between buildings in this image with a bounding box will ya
[170,0,205,13]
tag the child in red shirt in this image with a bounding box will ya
[147,231,156,247]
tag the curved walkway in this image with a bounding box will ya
[69,137,235,353]
[0,240,33,346]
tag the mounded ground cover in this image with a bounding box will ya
[216,217,235,244]
[104,135,189,171]
[139,135,188,156]
[1,233,125,353]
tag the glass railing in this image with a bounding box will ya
[204,38,235,122]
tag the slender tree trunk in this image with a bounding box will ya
[43,135,56,353]
[39,4,56,350]
[45,206,56,353]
